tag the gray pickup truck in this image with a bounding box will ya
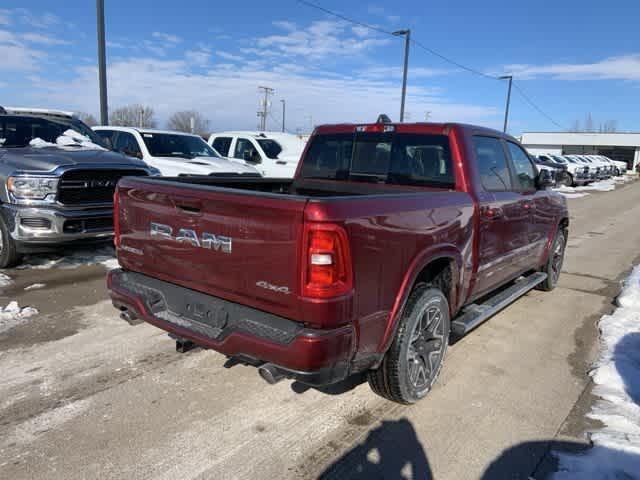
[0,107,152,268]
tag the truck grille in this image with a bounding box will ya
[58,169,147,205]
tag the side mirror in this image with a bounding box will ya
[123,149,142,159]
[536,169,555,189]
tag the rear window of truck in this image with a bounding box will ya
[301,133,454,188]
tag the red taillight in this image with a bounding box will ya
[302,223,353,299]
[113,189,121,248]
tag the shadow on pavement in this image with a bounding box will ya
[614,332,640,405]
[318,417,432,480]
[291,372,367,395]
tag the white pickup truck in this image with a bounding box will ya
[208,131,306,178]
[93,127,260,177]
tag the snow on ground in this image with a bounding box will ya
[553,265,640,479]
[554,176,634,198]
[0,273,13,288]
[29,129,105,151]
[0,301,39,334]
[24,283,46,291]
[18,245,119,271]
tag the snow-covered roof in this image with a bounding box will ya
[4,107,76,118]
[93,126,201,137]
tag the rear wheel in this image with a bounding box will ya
[368,285,450,404]
[0,215,22,269]
[538,227,566,292]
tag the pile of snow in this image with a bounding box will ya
[24,283,46,291]
[29,129,105,151]
[0,273,13,288]
[0,301,39,334]
[0,138,6,145]
[553,176,634,198]
[19,245,119,270]
[553,265,640,478]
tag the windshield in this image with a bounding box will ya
[256,139,283,159]
[0,115,106,148]
[141,133,221,159]
[552,156,567,164]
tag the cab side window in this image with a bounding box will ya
[472,136,513,192]
[114,132,142,158]
[234,138,260,163]
[507,142,536,191]
[212,137,232,156]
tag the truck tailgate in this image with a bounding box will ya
[115,178,307,320]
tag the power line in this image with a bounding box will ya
[512,82,568,130]
[296,0,499,81]
[295,0,568,131]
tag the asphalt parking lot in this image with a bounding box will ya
[1,179,639,480]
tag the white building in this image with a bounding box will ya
[521,132,640,170]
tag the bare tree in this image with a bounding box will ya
[76,112,98,126]
[167,111,209,136]
[569,119,581,132]
[570,115,619,133]
[109,104,157,128]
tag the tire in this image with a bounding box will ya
[566,173,575,187]
[537,227,567,292]
[0,215,22,269]
[368,285,450,404]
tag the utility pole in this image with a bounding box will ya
[257,86,274,131]
[500,75,513,133]
[280,99,286,133]
[392,29,411,122]
[96,0,108,125]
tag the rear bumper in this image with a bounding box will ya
[108,269,354,386]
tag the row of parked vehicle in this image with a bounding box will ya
[532,153,627,187]
[0,106,309,268]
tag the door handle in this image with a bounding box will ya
[171,197,202,214]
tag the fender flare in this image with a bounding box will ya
[377,244,463,354]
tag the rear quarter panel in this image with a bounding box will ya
[305,192,475,357]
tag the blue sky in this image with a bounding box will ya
[1,0,639,134]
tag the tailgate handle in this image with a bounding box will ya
[172,197,203,214]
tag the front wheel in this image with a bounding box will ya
[538,228,567,291]
[368,285,450,404]
[0,215,22,269]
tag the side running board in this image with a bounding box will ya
[451,272,547,336]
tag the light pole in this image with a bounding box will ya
[500,75,513,133]
[96,0,108,125]
[392,29,411,123]
[280,99,286,133]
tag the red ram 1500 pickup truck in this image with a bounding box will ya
[108,120,568,404]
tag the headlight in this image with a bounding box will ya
[7,176,59,201]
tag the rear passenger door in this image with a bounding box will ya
[471,136,531,298]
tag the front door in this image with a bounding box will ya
[471,136,531,298]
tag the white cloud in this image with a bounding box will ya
[13,9,60,29]
[27,56,499,132]
[152,32,182,44]
[21,32,70,45]
[253,19,390,60]
[359,65,451,80]
[0,29,45,71]
[0,9,10,26]
[216,51,245,62]
[185,48,212,67]
[501,54,640,81]
[143,40,167,57]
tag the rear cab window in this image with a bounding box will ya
[212,137,232,156]
[300,132,455,188]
